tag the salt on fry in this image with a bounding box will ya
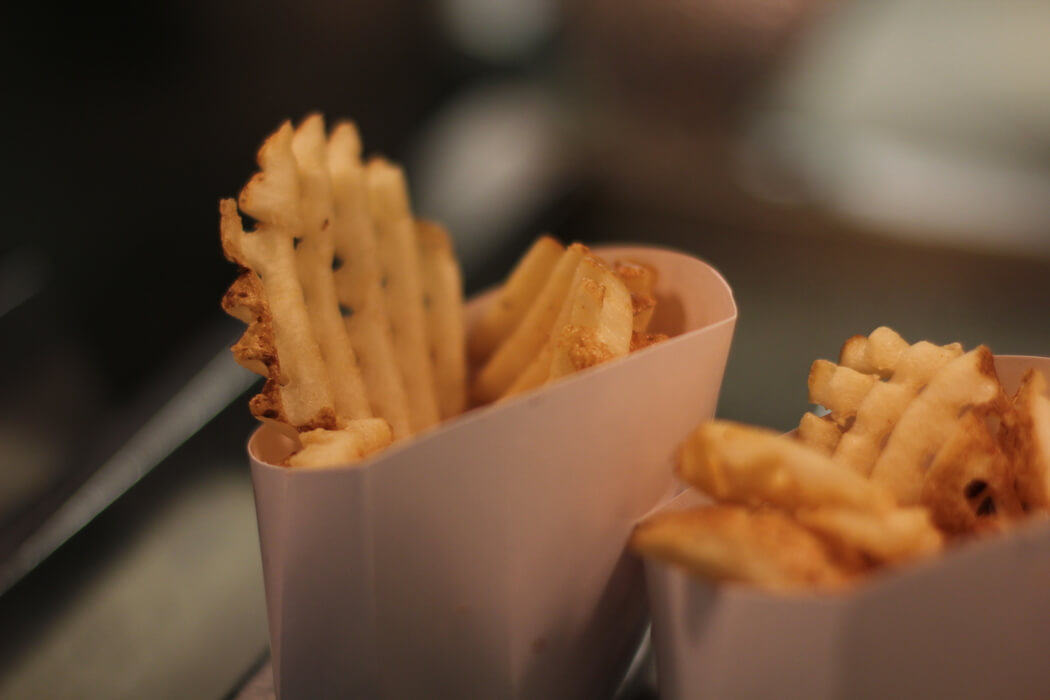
[870,347,1003,505]
[468,235,564,364]
[473,243,589,403]
[220,123,336,430]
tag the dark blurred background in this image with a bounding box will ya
[2,0,1050,696]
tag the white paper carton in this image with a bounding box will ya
[644,355,1050,700]
[248,245,737,699]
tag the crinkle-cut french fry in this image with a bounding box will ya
[220,122,336,431]
[794,506,943,564]
[797,412,841,457]
[327,123,412,440]
[285,418,393,468]
[473,243,589,404]
[869,347,1004,505]
[291,114,372,425]
[366,158,441,433]
[468,235,564,364]
[631,506,853,591]
[678,420,896,513]
[417,219,467,420]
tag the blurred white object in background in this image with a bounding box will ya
[745,0,1050,254]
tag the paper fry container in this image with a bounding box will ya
[644,355,1050,700]
[248,245,736,699]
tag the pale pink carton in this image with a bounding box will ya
[248,245,737,699]
[644,355,1050,700]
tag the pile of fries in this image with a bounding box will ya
[468,236,667,404]
[221,116,669,467]
[633,327,1050,591]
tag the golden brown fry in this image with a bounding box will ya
[291,114,372,425]
[614,260,658,333]
[473,243,589,403]
[1000,369,1050,510]
[808,360,878,427]
[549,261,633,379]
[366,158,441,432]
[794,506,943,565]
[327,123,412,439]
[869,347,1004,505]
[832,339,963,476]
[285,418,393,468]
[631,506,852,591]
[220,123,336,431]
[630,332,668,352]
[417,219,467,420]
[923,409,1023,534]
[499,253,620,398]
[468,235,564,364]
[797,412,841,457]
[678,420,896,513]
[499,255,600,399]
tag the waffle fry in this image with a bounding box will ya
[468,235,564,365]
[1001,369,1050,510]
[549,259,633,380]
[869,347,1003,504]
[635,327,1050,593]
[631,506,853,591]
[222,117,470,465]
[220,124,337,431]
